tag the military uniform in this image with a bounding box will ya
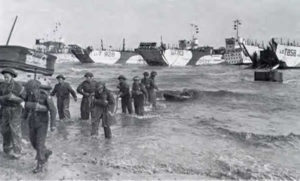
[141,75,150,104]
[0,78,25,157]
[132,80,148,116]
[91,83,115,138]
[148,75,158,108]
[51,81,77,120]
[77,80,97,120]
[117,81,133,114]
[24,80,56,173]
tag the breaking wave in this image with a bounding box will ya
[196,118,300,148]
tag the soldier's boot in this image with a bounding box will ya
[32,162,44,174]
[45,150,53,163]
[103,127,112,139]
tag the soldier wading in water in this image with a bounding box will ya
[132,76,148,116]
[117,75,133,114]
[91,82,115,138]
[77,72,97,120]
[51,74,77,121]
[24,80,57,173]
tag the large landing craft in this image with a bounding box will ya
[223,37,262,65]
[242,38,300,69]
[135,38,224,67]
[34,39,79,63]
[71,39,145,65]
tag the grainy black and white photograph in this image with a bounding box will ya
[0,0,300,180]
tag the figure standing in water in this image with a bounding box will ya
[24,80,57,173]
[117,75,132,114]
[141,71,150,104]
[148,71,159,109]
[51,74,77,121]
[91,82,115,138]
[132,76,148,116]
[77,72,97,120]
[0,68,25,159]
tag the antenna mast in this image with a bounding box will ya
[6,16,18,45]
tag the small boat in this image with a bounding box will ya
[0,45,56,88]
[163,89,198,102]
[0,16,56,89]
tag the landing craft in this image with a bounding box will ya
[135,39,225,67]
[35,39,79,63]
[71,39,145,65]
[223,37,262,65]
[0,46,56,88]
[241,38,300,69]
[0,16,56,89]
[34,22,79,63]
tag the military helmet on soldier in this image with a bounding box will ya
[1,68,18,78]
[150,71,157,76]
[143,72,149,76]
[84,72,94,78]
[56,74,65,80]
[118,75,126,80]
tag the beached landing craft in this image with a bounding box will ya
[35,39,79,63]
[135,24,225,67]
[34,22,79,63]
[135,38,224,67]
[0,16,56,89]
[223,37,262,65]
[274,42,300,68]
[242,38,300,69]
[71,39,145,65]
[0,46,56,88]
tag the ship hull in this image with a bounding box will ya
[276,44,300,68]
[116,51,145,64]
[187,49,217,65]
[195,55,224,65]
[0,45,56,88]
[0,45,56,75]
[71,47,145,65]
[89,50,120,64]
[224,48,252,65]
[52,53,78,63]
[135,48,167,66]
[136,48,216,66]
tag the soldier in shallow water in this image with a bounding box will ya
[141,71,150,104]
[117,75,133,114]
[132,76,148,116]
[24,79,56,173]
[148,71,159,109]
[0,68,25,159]
[77,72,97,120]
[91,82,115,138]
[51,74,77,121]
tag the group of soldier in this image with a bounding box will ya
[0,68,158,173]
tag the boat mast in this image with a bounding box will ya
[6,16,18,45]
[101,39,104,50]
[122,38,125,51]
[233,19,241,40]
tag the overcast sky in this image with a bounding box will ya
[1,0,300,49]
